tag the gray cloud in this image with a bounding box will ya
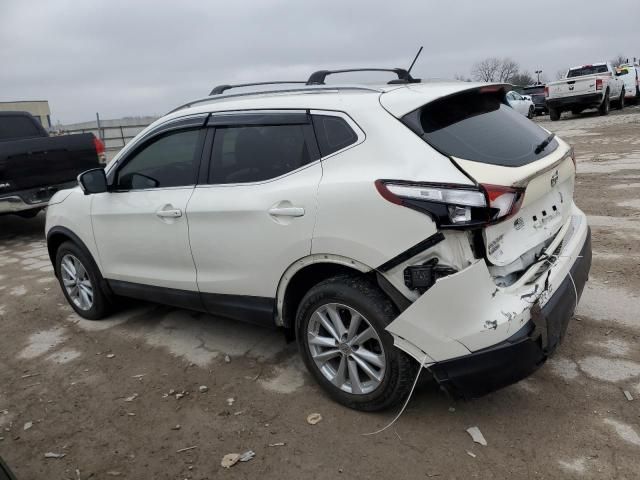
[1,0,638,123]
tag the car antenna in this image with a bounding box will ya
[407,46,423,76]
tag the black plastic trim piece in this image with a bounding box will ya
[377,232,445,272]
[210,81,307,96]
[307,68,420,85]
[107,280,206,312]
[200,292,276,328]
[375,272,411,312]
[207,112,309,127]
[106,280,277,329]
[0,455,17,480]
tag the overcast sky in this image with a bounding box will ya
[2,0,639,124]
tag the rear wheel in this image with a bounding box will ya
[549,108,561,121]
[527,105,535,119]
[598,91,610,116]
[296,275,417,411]
[55,241,112,320]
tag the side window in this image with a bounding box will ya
[117,129,201,190]
[0,115,42,140]
[312,115,358,157]
[209,124,312,184]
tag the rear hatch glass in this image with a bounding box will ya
[402,89,558,167]
[401,87,572,273]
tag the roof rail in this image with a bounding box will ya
[168,85,381,114]
[210,81,307,96]
[306,68,421,85]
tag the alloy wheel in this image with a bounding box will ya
[307,303,386,394]
[60,254,94,311]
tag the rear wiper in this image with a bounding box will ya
[534,133,555,154]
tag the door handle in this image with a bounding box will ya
[156,207,182,218]
[268,206,305,217]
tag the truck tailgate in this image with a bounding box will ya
[548,75,599,99]
[0,133,99,194]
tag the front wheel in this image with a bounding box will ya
[527,105,535,119]
[55,241,112,320]
[599,92,610,116]
[549,108,561,121]
[296,275,417,411]
[617,89,625,110]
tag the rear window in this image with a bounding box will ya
[312,115,358,157]
[402,89,558,167]
[567,65,608,77]
[522,86,545,95]
[0,115,42,140]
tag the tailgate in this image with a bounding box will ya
[0,133,98,194]
[548,75,598,99]
[456,142,575,266]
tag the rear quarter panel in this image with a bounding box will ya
[312,105,473,268]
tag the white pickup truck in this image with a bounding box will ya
[545,62,625,120]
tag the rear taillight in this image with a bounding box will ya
[596,78,603,90]
[375,181,524,228]
[481,184,524,221]
[93,136,106,163]
[544,86,549,98]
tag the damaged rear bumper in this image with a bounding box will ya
[430,229,591,398]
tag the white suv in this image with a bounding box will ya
[46,69,592,411]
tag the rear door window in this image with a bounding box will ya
[312,115,358,157]
[0,115,42,140]
[402,89,558,167]
[209,124,313,184]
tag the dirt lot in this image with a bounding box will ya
[1,106,639,480]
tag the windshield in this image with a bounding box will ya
[402,89,558,167]
[567,65,608,78]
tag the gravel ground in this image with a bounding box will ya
[1,106,639,479]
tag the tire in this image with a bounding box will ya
[549,108,561,121]
[527,105,535,119]
[617,89,625,110]
[55,241,112,320]
[599,91,610,116]
[296,275,417,411]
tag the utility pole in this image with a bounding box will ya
[96,112,103,140]
[535,70,543,85]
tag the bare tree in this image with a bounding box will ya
[611,54,628,67]
[454,73,472,82]
[471,57,502,82]
[497,58,520,82]
[471,57,520,82]
[509,71,535,86]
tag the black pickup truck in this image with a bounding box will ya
[0,111,103,217]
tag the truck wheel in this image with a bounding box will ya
[55,241,113,320]
[527,105,535,119]
[296,275,417,411]
[599,92,610,116]
[617,89,625,110]
[549,108,561,121]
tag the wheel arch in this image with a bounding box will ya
[276,254,411,334]
[46,226,101,278]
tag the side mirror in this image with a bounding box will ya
[78,168,108,195]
